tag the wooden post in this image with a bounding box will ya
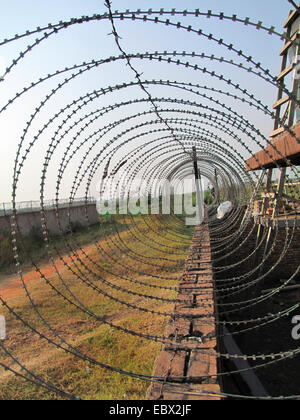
[262,169,273,216]
[192,147,204,225]
[273,167,287,217]
[214,168,220,204]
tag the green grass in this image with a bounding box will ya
[0,216,131,273]
[0,215,192,400]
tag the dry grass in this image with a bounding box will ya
[0,215,192,400]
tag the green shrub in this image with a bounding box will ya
[0,235,14,268]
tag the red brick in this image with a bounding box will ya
[186,350,219,381]
[148,223,222,401]
[165,319,191,339]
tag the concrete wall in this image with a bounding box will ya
[0,203,99,237]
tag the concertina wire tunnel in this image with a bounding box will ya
[0,0,299,400]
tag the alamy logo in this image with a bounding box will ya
[0,315,6,340]
[97,177,207,226]
[291,316,300,340]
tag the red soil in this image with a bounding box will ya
[0,244,96,300]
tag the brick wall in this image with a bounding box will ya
[147,224,222,400]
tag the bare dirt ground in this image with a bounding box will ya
[0,244,96,300]
[0,217,191,400]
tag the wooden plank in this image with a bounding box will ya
[269,126,285,138]
[284,9,300,28]
[246,121,300,171]
[280,32,299,56]
[277,63,295,81]
[273,95,290,109]
[261,192,276,199]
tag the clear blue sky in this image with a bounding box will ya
[0,1,295,203]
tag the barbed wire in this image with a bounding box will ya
[0,0,299,401]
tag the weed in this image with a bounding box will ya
[0,215,192,400]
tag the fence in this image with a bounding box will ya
[0,197,96,217]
